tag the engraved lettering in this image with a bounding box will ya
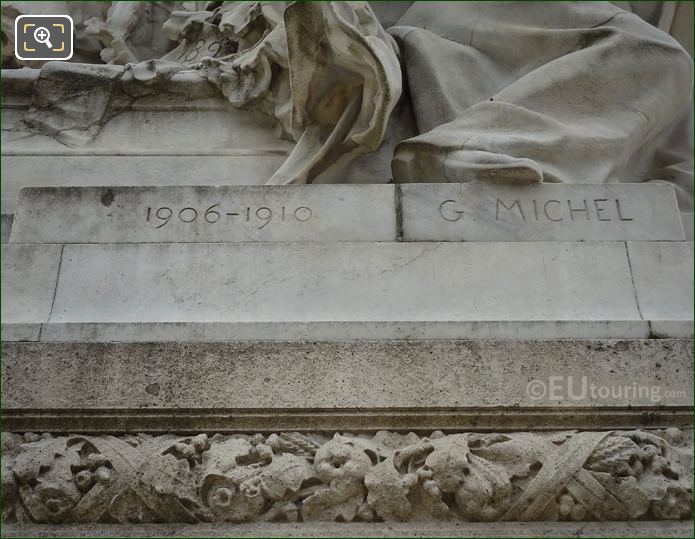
[178,207,198,223]
[204,204,221,223]
[294,206,312,222]
[440,199,465,222]
[155,207,172,228]
[568,199,590,221]
[593,199,611,221]
[496,199,525,221]
[616,199,633,221]
[143,204,313,229]
[544,200,563,221]
[256,207,272,229]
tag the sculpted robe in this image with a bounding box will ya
[387,2,693,210]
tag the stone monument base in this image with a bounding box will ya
[2,184,692,535]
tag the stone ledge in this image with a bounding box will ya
[3,340,691,433]
[2,521,692,538]
[1,521,692,538]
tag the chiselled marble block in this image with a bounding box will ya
[10,185,397,243]
[400,183,684,241]
[1,241,692,342]
[8,183,686,244]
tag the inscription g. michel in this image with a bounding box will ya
[495,198,634,222]
[438,197,635,223]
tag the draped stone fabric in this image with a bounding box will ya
[4,1,693,205]
[388,2,694,209]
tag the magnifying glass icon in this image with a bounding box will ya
[33,26,53,49]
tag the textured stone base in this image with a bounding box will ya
[1,521,692,538]
[3,339,692,433]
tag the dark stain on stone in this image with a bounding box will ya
[146,383,160,396]
[101,189,115,207]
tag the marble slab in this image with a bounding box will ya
[400,182,685,241]
[3,241,692,342]
[42,242,641,324]
[0,244,62,327]
[10,185,397,243]
[627,241,694,321]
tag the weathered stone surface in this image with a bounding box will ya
[10,186,397,243]
[0,70,294,215]
[0,244,61,325]
[2,340,691,433]
[46,242,641,323]
[31,320,654,343]
[681,213,693,241]
[627,242,694,321]
[0,154,290,215]
[3,240,692,341]
[1,214,12,243]
[400,183,685,241]
[2,521,693,538]
[2,429,692,524]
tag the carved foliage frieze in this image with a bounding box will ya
[2,429,692,524]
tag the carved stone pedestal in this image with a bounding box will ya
[2,184,693,537]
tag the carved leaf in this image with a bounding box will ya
[302,478,365,522]
[585,436,641,474]
[12,438,78,483]
[424,434,472,493]
[370,431,421,460]
[139,453,199,505]
[454,454,513,521]
[201,437,253,475]
[473,437,541,479]
[364,458,417,521]
[408,480,454,521]
[260,454,315,501]
[590,472,650,520]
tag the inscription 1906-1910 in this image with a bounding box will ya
[145,204,313,229]
[439,198,634,223]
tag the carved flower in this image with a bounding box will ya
[313,439,373,483]
[200,474,265,522]
[12,437,82,523]
[19,482,81,523]
[651,486,693,520]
